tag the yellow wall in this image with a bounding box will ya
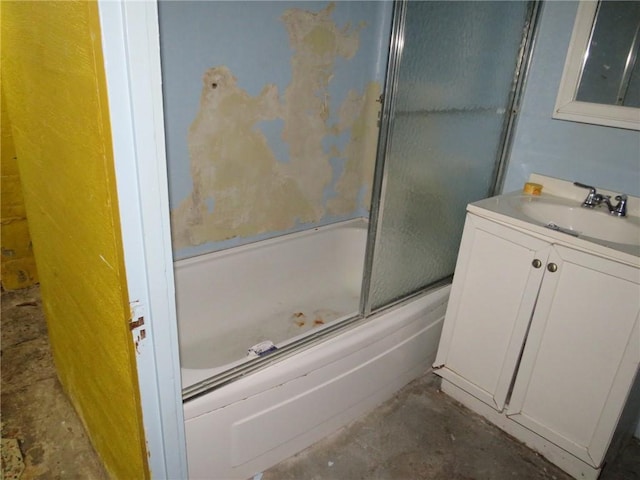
[1,85,38,290]
[1,2,149,478]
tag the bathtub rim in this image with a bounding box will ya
[179,306,360,392]
[182,280,451,403]
[174,217,368,269]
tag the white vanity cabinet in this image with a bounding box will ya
[435,212,640,477]
[434,214,552,411]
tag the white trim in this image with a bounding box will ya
[553,1,640,131]
[97,1,188,478]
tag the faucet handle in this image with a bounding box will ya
[573,182,598,207]
[574,181,596,191]
[613,194,628,217]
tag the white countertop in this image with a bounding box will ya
[467,185,640,268]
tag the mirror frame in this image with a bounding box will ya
[553,1,640,131]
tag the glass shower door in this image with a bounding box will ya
[366,1,532,311]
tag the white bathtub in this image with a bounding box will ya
[175,219,369,387]
[175,219,450,479]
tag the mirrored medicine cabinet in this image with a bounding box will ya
[554,1,640,130]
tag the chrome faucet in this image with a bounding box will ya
[574,182,627,217]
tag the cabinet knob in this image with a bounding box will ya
[532,259,542,269]
[547,263,558,273]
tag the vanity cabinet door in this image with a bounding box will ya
[434,214,550,411]
[507,245,640,467]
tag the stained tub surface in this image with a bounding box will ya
[174,219,367,385]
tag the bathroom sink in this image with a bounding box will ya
[468,176,640,261]
[514,197,640,246]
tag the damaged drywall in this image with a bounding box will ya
[161,2,390,257]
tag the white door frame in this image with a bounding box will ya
[97,1,188,478]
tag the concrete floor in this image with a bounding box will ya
[1,285,107,480]
[2,285,638,480]
[263,374,640,480]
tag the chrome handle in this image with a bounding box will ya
[613,194,628,217]
[547,263,558,273]
[532,259,542,269]
[574,182,598,207]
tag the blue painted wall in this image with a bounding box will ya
[504,1,640,197]
[158,1,392,260]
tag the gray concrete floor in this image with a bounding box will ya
[2,285,638,480]
[1,285,107,480]
[262,369,640,480]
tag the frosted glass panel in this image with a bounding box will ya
[369,1,529,310]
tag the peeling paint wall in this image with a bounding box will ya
[1,86,38,290]
[159,1,392,259]
[1,2,149,478]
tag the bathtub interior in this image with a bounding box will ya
[174,219,368,385]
